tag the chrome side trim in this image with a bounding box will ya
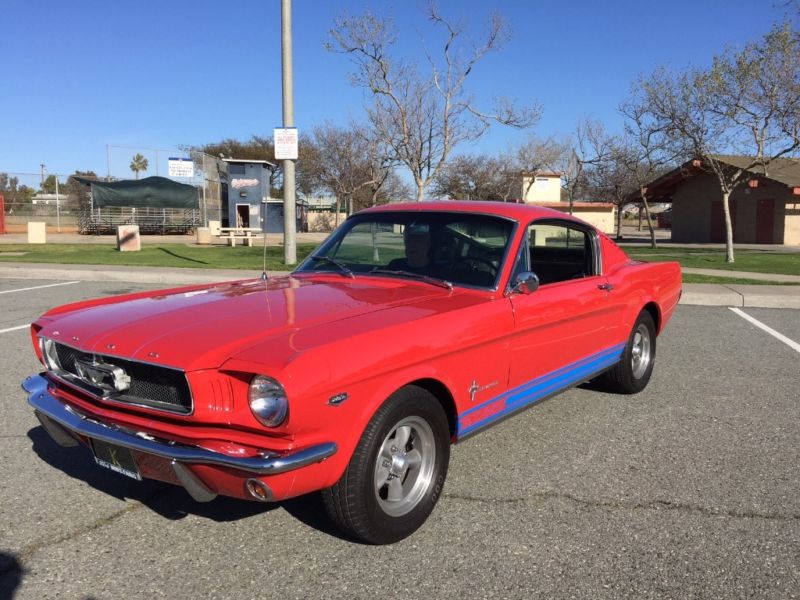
[23,374,337,476]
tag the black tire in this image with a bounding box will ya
[322,385,450,544]
[600,310,657,394]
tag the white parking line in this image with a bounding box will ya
[729,307,800,354]
[0,324,30,334]
[0,281,80,295]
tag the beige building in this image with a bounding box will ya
[519,172,562,203]
[518,172,616,235]
[638,156,800,245]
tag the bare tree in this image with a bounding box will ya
[306,122,377,225]
[431,154,512,200]
[635,22,800,261]
[619,98,682,248]
[562,120,614,214]
[355,166,410,209]
[360,135,408,209]
[329,3,540,201]
[305,122,408,223]
[578,127,639,239]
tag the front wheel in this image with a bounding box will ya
[322,386,450,544]
[600,310,657,394]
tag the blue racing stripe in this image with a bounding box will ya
[457,342,625,437]
[460,342,625,419]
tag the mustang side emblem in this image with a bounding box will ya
[74,358,131,394]
[328,392,349,406]
[468,379,498,403]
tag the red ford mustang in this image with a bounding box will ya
[23,201,681,544]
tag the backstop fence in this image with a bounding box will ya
[1,158,224,234]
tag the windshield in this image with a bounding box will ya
[295,211,516,289]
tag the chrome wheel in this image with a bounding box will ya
[373,416,436,517]
[631,323,652,379]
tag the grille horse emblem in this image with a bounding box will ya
[74,357,131,395]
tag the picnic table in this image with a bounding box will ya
[218,227,263,247]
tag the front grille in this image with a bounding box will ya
[51,342,192,414]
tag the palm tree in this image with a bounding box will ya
[129,153,149,179]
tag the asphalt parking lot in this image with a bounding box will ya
[0,278,798,599]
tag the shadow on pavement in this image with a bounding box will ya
[0,551,24,599]
[27,426,352,541]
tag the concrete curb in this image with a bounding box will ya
[1,262,799,309]
[678,284,800,309]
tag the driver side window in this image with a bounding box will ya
[517,221,594,285]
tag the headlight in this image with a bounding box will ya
[248,375,288,427]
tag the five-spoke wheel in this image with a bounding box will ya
[599,309,657,394]
[322,386,450,544]
[373,416,436,517]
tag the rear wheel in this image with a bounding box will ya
[600,310,656,394]
[322,386,450,544]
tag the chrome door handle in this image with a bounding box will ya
[597,283,614,291]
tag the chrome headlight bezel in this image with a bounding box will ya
[248,375,288,428]
[39,337,62,372]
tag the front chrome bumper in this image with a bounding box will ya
[23,373,337,502]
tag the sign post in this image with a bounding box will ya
[280,0,297,265]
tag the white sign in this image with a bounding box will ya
[231,178,259,190]
[274,127,298,160]
[168,157,194,178]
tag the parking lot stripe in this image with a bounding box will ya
[0,324,30,334]
[0,281,80,295]
[729,307,800,354]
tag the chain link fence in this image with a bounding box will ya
[0,171,78,232]
[190,151,223,226]
[1,150,225,234]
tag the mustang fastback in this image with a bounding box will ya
[23,201,681,544]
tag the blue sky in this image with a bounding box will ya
[0,0,794,180]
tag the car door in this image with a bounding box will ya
[506,219,621,394]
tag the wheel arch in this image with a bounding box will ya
[642,300,662,334]
[406,378,458,439]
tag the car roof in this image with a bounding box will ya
[359,200,585,224]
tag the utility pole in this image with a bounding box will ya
[281,0,297,265]
[55,176,61,232]
[40,164,46,189]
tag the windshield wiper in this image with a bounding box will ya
[307,254,355,278]
[369,268,453,290]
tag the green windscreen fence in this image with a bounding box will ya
[79,176,199,208]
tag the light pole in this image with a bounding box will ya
[281,0,297,265]
[55,175,61,232]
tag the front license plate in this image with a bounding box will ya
[90,439,142,481]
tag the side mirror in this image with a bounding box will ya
[512,271,539,295]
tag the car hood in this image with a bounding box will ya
[36,276,450,371]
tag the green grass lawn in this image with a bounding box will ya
[0,243,318,270]
[626,247,800,276]
[681,273,798,286]
[2,241,798,284]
